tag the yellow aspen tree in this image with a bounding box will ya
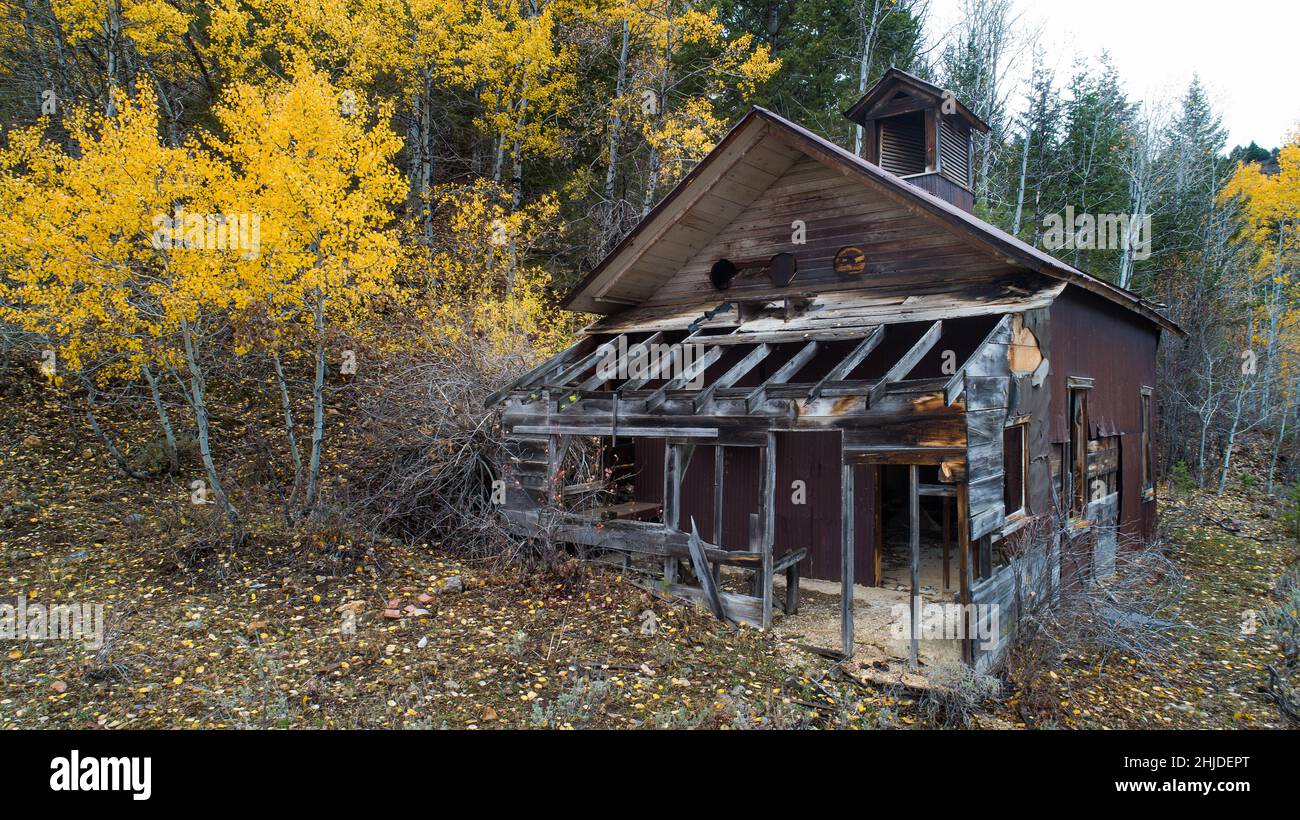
[0,89,198,481]
[183,61,409,519]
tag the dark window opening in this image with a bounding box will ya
[1140,387,1154,498]
[1068,386,1090,516]
[1003,422,1028,516]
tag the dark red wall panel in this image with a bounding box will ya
[1048,287,1162,540]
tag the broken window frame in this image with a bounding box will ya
[1140,385,1154,500]
[1067,378,1093,518]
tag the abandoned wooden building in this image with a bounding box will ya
[489,68,1182,669]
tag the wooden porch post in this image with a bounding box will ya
[909,464,920,669]
[662,443,692,583]
[712,444,724,584]
[957,481,973,664]
[760,432,776,629]
[841,459,855,658]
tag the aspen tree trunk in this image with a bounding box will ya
[1011,123,1030,235]
[421,80,436,261]
[506,91,529,291]
[1266,377,1296,494]
[601,19,631,252]
[1218,379,1249,494]
[141,363,178,472]
[407,73,436,266]
[181,318,242,537]
[271,351,303,498]
[1218,305,1258,494]
[1196,346,1216,486]
[19,0,53,95]
[641,148,660,218]
[641,47,672,218]
[104,2,122,116]
[853,0,885,158]
[82,378,146,479]
[301,289,327,518]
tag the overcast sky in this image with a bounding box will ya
[923,0,1298,151]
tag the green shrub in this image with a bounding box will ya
[1171,461,1196,494]
[1282,483,1300,543]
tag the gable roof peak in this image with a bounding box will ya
[844,66,991,133]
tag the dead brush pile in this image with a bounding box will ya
[345,331,539,563]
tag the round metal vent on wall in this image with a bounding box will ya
[834,246,866,275]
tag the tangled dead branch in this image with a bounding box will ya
[346,334,520,560]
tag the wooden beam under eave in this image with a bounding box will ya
[550,341,617,390]
[840,458,855,658]
[573,331,662,394]
[485,337,585,407]
[908,464,920,669]
[760,433,776,629]
[868,320,942,407]
[944,314,1012,406]
[957,481,972,665]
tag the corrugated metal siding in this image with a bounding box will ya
[680,445,716,538]
[719,446,762,550]
[774,431,844,581]
[853,464,880,586]
[632,438,665,507]
[1048,287,1161,540]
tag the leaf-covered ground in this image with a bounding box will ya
[2,382,1295,729]
[1003,470,1298,729]
[0,387,900,729]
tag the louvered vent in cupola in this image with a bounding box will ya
[843,67,989,212]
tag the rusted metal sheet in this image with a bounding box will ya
[773,431,857,582]
[1048,287,1160,540]
[853,464,881,586]
[718,446,763,551]
[632,438,665,508]
[680,445,717,541]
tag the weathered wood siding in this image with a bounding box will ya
[962,318,1014,542]
[640,156,1023,309]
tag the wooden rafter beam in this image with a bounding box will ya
[550,336,625,389]
[745,340,819,414]
[693,343,771,413]
[868,320,942,407]
[573,331,662,394]
[619,336,688,391]
[484,337,585,406]
[645,345,725,411]
[807,326,885,400]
